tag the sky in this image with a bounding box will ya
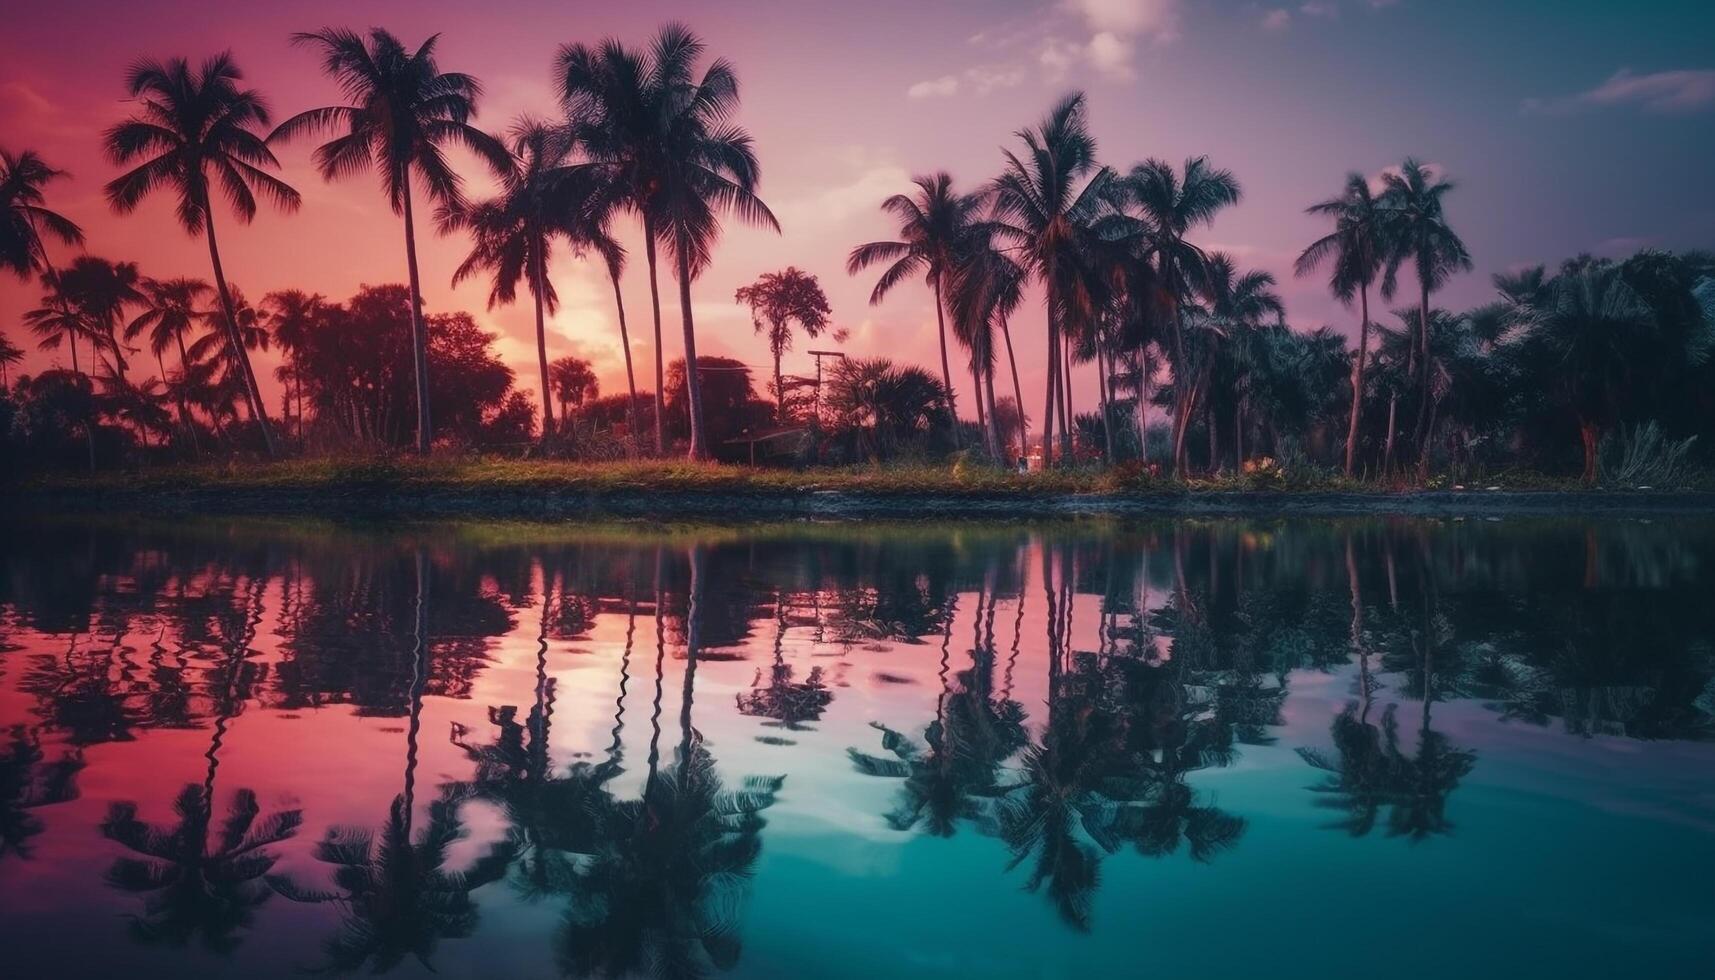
[3,0,1712,419]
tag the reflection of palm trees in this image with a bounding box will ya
[100,785,302,952]
[274,550,515,973]
[1299,702,1474,841]
[0,724,83,859]
[554,545,785,979]
[736,591,832,734]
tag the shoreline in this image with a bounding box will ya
[9,485,1715,520]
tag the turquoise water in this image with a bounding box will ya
[1,517,1711,977]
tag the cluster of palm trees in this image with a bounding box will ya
[846,94,1473,477]
[2,22,774,461]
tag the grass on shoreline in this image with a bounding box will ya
[16,454,1693,497]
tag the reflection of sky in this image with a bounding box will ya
[3,0,1712,422]
[4,535,1715,977]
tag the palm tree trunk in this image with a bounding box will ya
[1344,284,1371,477]
[531,245,555,440]
[1234,396,1244,470]
[1042,304,1058,466]
[984,363,1002,461]
[931,278,959,446]
[774,346,786,425]
[202,195,276,458]
[400,182,433,455]
[608,265,641,456]
[1096,337,1114,462]
[1133,350,1149,466]
[1000,314,1028,462]
[1059,333,1073,457]
[1579,418,1600,485]
[1414,281,1432,478]
[643,216,666,456]
[675,247,709,461]
[1383,390,1398,475]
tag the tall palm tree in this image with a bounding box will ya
[947,227,1032,460]
[1378,159,1471,475]
[559,35,671,454]
[848,173,979,435]
[1196,253,1285,469]
[647,25,779,460]
[103,53,297,457]
[274,28,510,454]
[734,266,833,422]
[1125,156,1242,475]
[987,94,1113,464]
[24,269,99,376]
[1,147,85,280]
[439,117,576,437]
[259,289,324,441]
[548,355,598,421]
[1296,173,1386,476]
[0,333,22,388]
[55,256,144,381]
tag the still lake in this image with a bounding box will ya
[2,515,1712,978]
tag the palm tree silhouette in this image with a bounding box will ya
[0,724,84,860]
[274,28,510,454]
[127,275,212,451]
[1193,252,1284,470]
[100,785,304,952]
[987,95,1113,464]
[103,53,297,456]
[738,592,833,732]
[1,147,85,281]
[272,549,514,972]
[440,117,581,438]
[946,225,1032,458]
[734,267,833,423]
[1124,156,1242,474]
[560,25,778,458]
[1377,159,1471,476]
[849,173,980,436]
[1296,173,1387,475]
[0,332,21,387]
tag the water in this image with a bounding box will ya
[2,515,1712,979]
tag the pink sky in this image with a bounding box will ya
[4,0,1711,420]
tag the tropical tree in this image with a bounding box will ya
[1378,159,1471,475]
[24,270,100,376]
[0,333,22,388]
[987,94,1113,464]
[560,25,779,458]
[1513,263,1662,482]
[946,226,1031,459]
[548,355,597,421]
[440,117,581,437]
[735,266,833,422]
[1124,156,1242,475]
[259,289,325,440]
[274,28,509,454]
[1296,172,1386,475]
[103,53,297,456]
[1,147,85,280]
[1194,252,1285,469]
[848,173,979,434]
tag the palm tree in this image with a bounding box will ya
[24,269,99,376]
[1296,173,1386,476]
[735,266,833,422]
[274,28,509,454]
[0,333,22,388]
[648,26,779,460]
[259,289,325,441]
[1196,253,1285,469]
[1514,263,1660,483]
[848,173,979,435]
[1,147,85,280]
[947,227,1031,460]
[103,53,297,457]
[548,355,597,421]
[1125,156,1242,475]
[1378,159,1471,476]
[559,26,778,459]
[987,94,1113,465]
[439,117,575,437]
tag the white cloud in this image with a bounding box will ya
[1085,32,1137,79]
[1261,9,1292,31]
[907,75,961,99]
[1066,0,1183,43]
[1299,1,1339,17]
[1038,37,1084,80]
[1523,68,1715,115]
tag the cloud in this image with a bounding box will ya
[1085,32,1136,79]
[906,64,1026,100]
[1299,1,1339,17]
[1523,68,1715,115]
[907,75,961,99]
[1066,0,1183,42]
[1260,9,1292,31]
